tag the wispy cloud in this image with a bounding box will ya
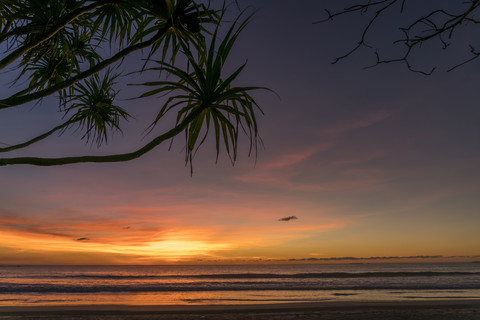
[260,148,320,170]
[233,146,389,194]
[320,110,393,136]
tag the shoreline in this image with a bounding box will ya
[1,300,479,319]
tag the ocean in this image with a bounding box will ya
[1,263,479,306]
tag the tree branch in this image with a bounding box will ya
[0,105,203,166]
[0,27,168,109]
[0,119,74,153]
[317,0,480,73]
[317,0,402,65]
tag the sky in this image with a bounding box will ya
[0,0,479,265]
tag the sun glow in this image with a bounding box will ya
[139,240,230,259]
[0,230,232,264]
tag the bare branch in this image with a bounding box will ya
[318,0,402,65]
[448,45,480,72]
[318,0,480,73]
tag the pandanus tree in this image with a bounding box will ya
[0,0,266,170]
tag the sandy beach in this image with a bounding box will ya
[0,300,479,320]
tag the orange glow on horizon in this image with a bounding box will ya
[0,230,232,264]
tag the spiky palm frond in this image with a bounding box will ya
[5,0,215,105]
[0,0,20,32]
[15,0,85,46]
[133,0,218,65]
[13,26,100,105]
[89,0,146,44]
[10,1,100,97]
[66,71,131,147]
[21,27,100,86]
[138,12,268,170]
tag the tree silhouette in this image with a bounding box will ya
[317,0,480,74]
[0,0,265,169]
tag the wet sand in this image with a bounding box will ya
[0,300,479,319]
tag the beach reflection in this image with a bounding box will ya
[2,289,480,307]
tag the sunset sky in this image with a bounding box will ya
[0,1,479,265]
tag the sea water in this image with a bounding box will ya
[1,263,479,306]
